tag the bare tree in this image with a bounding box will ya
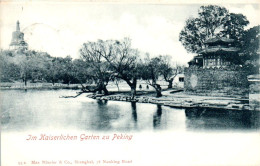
[141,54,163,97]
[79,41,112,95]
[160,55,184,89]
[100,38,141,98]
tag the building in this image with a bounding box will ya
[9,21,28,51]
[173,74,184,88]
[188,55,203,67]
[184,37,249,97]
[199,37,240,68]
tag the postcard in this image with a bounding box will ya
[1,0,260,166]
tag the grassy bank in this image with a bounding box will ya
[0,82,82,90]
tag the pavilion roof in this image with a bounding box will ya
[199,47,239,54]
[204,37,234,44]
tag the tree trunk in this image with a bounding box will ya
[24,75,27,87]
[103,86,109,95]
[80,83,86,91]
[115,80,120,92]
[24,79,27,86]
[130,86,136,99]
[131,102,137,122]
[167,79,173,89]
[124,78,137,99]
[97,81,109,95]
[153,84,162,97]
[156,89,162,97]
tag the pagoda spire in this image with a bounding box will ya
[10,20,28,50]
[16,20,20,31]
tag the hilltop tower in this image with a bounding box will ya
[9,20,28,51]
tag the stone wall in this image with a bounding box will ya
[184,66,249,97]
[248,75,260,108]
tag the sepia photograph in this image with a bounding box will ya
[0,0,260,166]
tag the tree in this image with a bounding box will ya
[17,51,31,86]
[73,59,92,84]
[240,25,260,74]
[179,5,249,53]
[141,55,163,97]
[0,50,29,85]
[222,13,249,43]
[27,51,51,83]
[159,55,184,89]
[110,76,121,92]
[100,38,141,98]
[80,41,112,95]
[0,50,20,82]
[59,56,76,85]
[0,49,52,85]
[45,57,63,85]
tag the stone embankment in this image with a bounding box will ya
[87,93,259,111]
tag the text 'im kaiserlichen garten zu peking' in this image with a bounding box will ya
[26,133,133,141]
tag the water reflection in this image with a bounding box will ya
[153,105,162,129]
[185,107,260,131]
[1,90,260,132]
[131,102,137,122]
[97,99,108,107]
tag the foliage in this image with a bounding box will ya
[0,49,91,85]
[73,59,92,84]
[0,51,20,82]
[1,36,187,98]
[222,13,249,43]
[179,5,249,53]
[240,25,260,73]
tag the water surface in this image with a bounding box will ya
[1,89,260,132]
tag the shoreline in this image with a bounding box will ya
[86,90,259,112]
[0,83,82,90]
[1,85,259,111]
[0,86,81,90]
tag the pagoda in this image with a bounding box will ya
[198,36,240,68]
[9,21,28,50]
[184,36,249,97]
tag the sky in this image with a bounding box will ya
[0,1,259,65]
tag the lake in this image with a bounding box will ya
[2,89,260,166]
[1,89,260,132]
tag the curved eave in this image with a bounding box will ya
[204,37,234,44]
[199,48,239,54]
